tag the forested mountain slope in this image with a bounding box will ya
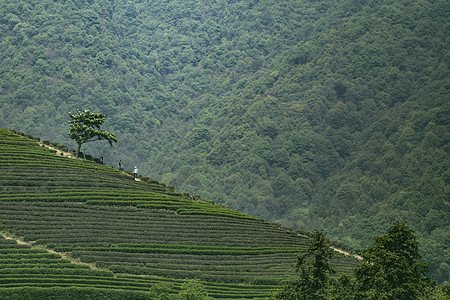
[0,0,448,283]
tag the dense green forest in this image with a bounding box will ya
[0,0,448,283]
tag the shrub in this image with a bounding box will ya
[56,145,69,152]
[178,281,211,300]
[43,140,50,145]
[252,277,282,285]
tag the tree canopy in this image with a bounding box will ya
[68,109,117,156]
[275,223,443,299]
[274,229,335,299]
[355,221,433,299]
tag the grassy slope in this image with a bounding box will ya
[0,128,359,298]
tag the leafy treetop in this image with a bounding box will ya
[274,229,335,300]
[68,109,117,156]
[355,221,432,299]
[274,223,442,299]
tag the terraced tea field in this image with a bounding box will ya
[0,128,359,298]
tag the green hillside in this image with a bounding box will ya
[0,0,448,283]
[0,128,360,298]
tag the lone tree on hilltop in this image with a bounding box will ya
[68,109,117,157]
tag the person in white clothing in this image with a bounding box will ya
[134,167,138,179]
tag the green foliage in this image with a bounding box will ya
[0,287,153,300]
[178,281,211,300]
[354,222,434,299]
[274,230,335,299]
[273,223,445,300]
[68,110,117,156]
[149,283,173,300]
[0,0,448,284]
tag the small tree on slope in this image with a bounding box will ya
[274,229,335,299]
[68,109,117,157]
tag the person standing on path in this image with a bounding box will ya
[134,166,138,179]
[118,160,122,170]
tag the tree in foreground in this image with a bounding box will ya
[354,221,434,299]
[178,281,212,300]
[68,109,117,157]
[274,229,335,299]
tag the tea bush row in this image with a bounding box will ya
[108,264,276,284]
[98,260,287,273]
[0,158,115,174]
[53,244,306,256]
[0,178,158,194]
[0,268,115,277]
[0,252,156,295]
[62,250,297,283]
[0,273,274,299]
[48,189,183,199]
[0,191,182,203]
[0,203,307,248]
[0,204,290,237]
[0,129,38,143]
[116,275,277,299]
[4,225,304,250]
[0,286,154,300]
[0,144,120,175]
[1,133,178,195]
[73,251,297,269]
[0,188,255,219]
[0,272,271,299]
[0,263,89,270]
[0,237,160,295]
[0,280,148,291]
[0,259,83,266]
[0,168,180,196]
